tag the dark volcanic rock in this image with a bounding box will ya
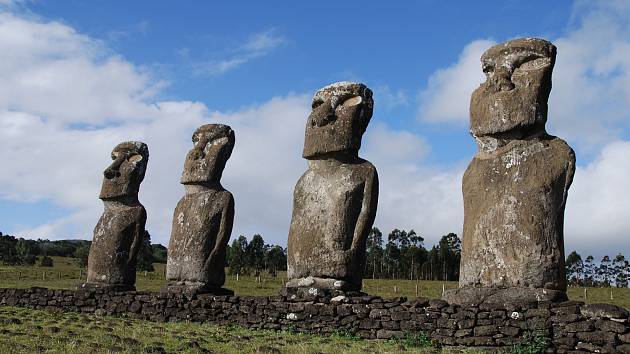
[459,38,575,291]
[287,82,378,293]
[166,124,235,294]
[84,141,149,291]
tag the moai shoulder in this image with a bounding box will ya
[286,82,379,296]
[165,124,235,295]
[84,141,149,291]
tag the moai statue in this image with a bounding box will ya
[445,38,575,306]
[285,81,379,296]
[83,141,149,291]
[165,124,235,295]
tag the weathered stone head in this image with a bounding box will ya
[470,38,556,138]
[99,141,149,200]
[181,124,235,185]
[303,81,373,159]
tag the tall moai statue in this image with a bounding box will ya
[446,38,576,305]
[165,124,235,295]
[84,141,149,291]
[286,82,379,296]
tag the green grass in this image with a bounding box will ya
[1,256,629,310]
[0,306,484,354]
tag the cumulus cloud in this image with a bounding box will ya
[363,124,464,240]
[0,12,301,244]
[418,39,495,124]
[565,140,630,256]
[0,9,466,248]
[2,0,630,260]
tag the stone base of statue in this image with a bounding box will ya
[280,276,366,299]
[162,281,234,296]
[442,286,567,308]
[78,282,135,292]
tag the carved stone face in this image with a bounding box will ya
[99,141,149,200]
[303,82,373,159]
[470,38,556,137]
[181,124,235,185]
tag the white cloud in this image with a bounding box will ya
[363,124,464,242]
[2,0,630,261]
[418,39,495,123]
[565,140,630,256]
[0,9,463,248]
[192,30,286,76]
[0,13,163,125]
[549,0,630,150]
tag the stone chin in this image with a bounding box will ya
[99,180,136,200]
[302,143,359,160]
[469,85,547,138]
[301,117,363,159]
[180,159,223,185]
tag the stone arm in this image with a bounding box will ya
[206,193,235,269]
[128,207,147,267]
[562,148,576,207]
[350,167,379,251]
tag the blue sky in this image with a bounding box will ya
[0,0,629,259]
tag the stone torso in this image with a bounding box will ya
[287,159,377,283]
[87,202,146,286]
[166,188,233,286]
[460,136,575,290]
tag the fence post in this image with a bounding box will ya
[415,284,418,296]
[42,272,45,280]
[394,285,397,293]
[236,273,239,282]
[584,288,587,300]
[442,284,445,295]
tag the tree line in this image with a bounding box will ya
[364,228,461,281]
[5,229,627,289]
[0,231,164,272]
[565,251,630,288]
[227,234,287,276]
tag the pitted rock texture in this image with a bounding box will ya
[459,38,575,291]
[287,82,378,291]
[85,141,149,291]
[166,124,235,294]
[1,287,629,353]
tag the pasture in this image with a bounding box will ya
[0,256,628,309]
[1,306,482,353]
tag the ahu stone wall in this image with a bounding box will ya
[1,287,630,353]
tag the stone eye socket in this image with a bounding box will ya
[482,63,494,75]
[311,99,324,109]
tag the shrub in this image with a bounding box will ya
[39,255,54,267]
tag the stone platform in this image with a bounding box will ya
[1,287,629,352]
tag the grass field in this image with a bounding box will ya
[0,305,490,354]
[0,256,629,310]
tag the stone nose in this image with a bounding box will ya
[310,100,336,127]
[490,67,515,92]
[103,156,124,179]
